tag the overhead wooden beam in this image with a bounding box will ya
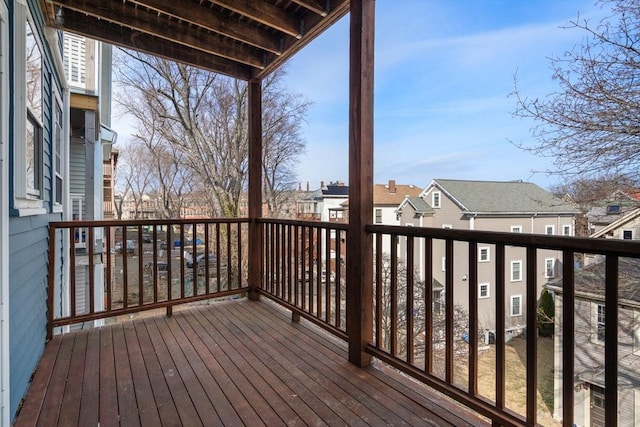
[53,9,254,79]
[289,0,328,17]
[258,0,349,79]
[106,0,286,55]
[346,0,375,368]
[51,0,268,69]
[211,0,302,38]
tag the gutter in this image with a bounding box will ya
[0,4,9,423]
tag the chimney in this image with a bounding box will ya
[388,179,396,193]
[306,181,310,192]
[298,182,302,191]
[321,181,325,189]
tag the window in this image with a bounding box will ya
[479,246,490,262]
[53,84,63,207]
[375,208,382,224]
[606,204,621,214]
[545,258,556,278]
[562,225,572,236]
[441,256,446,272]
[511,225,522,233]
[14,6,45,213]
[25,18,43,197]
[595,304,605,343]
[432,191,441,208]
[545,225,554,235]
[511,260,522,282]
[510,295,522,316]
[479,283,490,299]
[623,230,633,240]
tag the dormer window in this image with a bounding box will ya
[606,204,621,214]
[432,191,441,208]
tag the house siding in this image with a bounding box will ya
[553,294,640,426]
[7,0,66,420]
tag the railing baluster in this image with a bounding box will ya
[88,227,95,315]
[424,237,433,374]
[406,235,414,365]
[526,247,538,425]
[106,226,113,311]
[316,226,322,319]
[152,225,158,304]
[216,223,221,293]
[562,250,575,427]
[137,225,144,305]
[468,241,478,396]
[495,243,506,413]
[180,224,185,299]
[122,225,128,309]
[390,233,398,357]
[294,224,300,308]
[445,238,454,383]
[335,228,342,329]
[325,227,331,323]
[204,223,210,295]
[226,222,232,291]
[605,255,619,427]
[375,232,382,348]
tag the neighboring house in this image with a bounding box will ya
[586,191,640,237]
[397,179,578,332]
[64,32,115,325]
[1,0,69,422]
[547,258,640,427]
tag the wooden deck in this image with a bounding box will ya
[14,299,488,426]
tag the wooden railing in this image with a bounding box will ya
[47,218,249,339]
[258,219,348,340]
[366,224,640,427]
[47,217,640,426]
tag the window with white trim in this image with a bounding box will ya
[511,225,522,233]
[432,191,441,208]
[545,258,556,278]
[511,260,522,282]
[594,304,605,344]
[53,83,63,207]
[479,283,490,299]
[25,18,43,198]
[375,208,382,224]
[510,295,522,317]
[479,246,490,262]
[545,225,554,235]
[13,5,46,214]
[562,224,572,236]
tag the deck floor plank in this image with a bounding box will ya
[57,330,88,427]
[132,319,183,426]
[122,322,163,427]
[36,332,76,426]
[15,299,490,427]
[112,324,142,426]
[13,331,63,427]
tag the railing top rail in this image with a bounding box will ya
[367,224,640,257]
[258,218,349,230]
[49,218,251,228]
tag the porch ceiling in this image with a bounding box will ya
[38,0,350,80]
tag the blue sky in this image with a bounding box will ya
[283,0,608,191]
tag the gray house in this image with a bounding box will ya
[397,179,579,333]
[547,258,640,427]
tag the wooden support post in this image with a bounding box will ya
[346,0,375,367]
[248,79,263,301]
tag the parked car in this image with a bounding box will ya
[115,240,136,255]
[187,253,217,268]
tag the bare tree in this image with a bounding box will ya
[115,51,309,217]
[513,0,640,184]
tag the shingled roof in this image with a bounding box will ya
[432,179,578,214]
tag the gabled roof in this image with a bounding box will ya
[590,207,640,238]
[398,197,434,215]
[547,257,640,305]
[373,183,421,206]
[425,179,578,215]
